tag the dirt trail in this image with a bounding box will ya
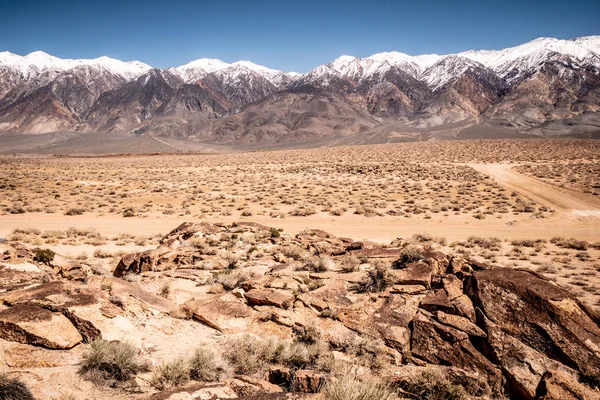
[470,163,600,221]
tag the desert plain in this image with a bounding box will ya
[1,138,600,400]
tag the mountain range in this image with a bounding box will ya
[1,36,600,150]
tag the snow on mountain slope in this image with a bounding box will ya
[459,37,600,81]
[0,51,151,80]
[422,55,485,90]
[172,58,296,87]
[324,51,442,82]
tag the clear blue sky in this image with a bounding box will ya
[1,0,599,72]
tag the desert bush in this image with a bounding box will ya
[64,207,85,216]
[216,270,252,291]
[189,345,228,382]
[393,246,422,268]
[339,253,361,273]
[467,236,502,251]
[32,248,55,265]
[353,263,393,293]
[293,323,321,345]
[0,373,35,400]
[279,244,307,261]
[93,248,113,258]
[79,339,148,382]
[323,375,397,400]
[269,227,281,238]
[108,295,125,308]
[159,283,171,298]
[122,207,135,217]
[551,237,589,250]
[397,369,468,400]
[151,357,189,390]
[222,334,283,375]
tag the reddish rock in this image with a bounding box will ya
[291,370,327,393]
[466,268,600,386]
[419,289,455,314]
[245,288,294,309]
[390,262,433,288]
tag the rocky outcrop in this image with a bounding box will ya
[185,293,255,333]
[0,304,83,349]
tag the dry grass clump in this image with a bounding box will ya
[396,369,469,400]
[323,375,397,400]
[0,373,35,400]
[215,270,253,291]
[222,334,284,375]
[393,246,423,269]
[189,345,229,382]
[222,333,333,376]
[551,237,589,250]
[79,339,149,384]
[353,263,394,293]
[151,357,190,390]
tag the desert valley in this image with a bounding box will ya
[2,3,600,397]
[1,138,600,399]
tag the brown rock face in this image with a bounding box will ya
[290,370,327,393]
[410,311,503,392]
[390,262,433,288]
[465,268,600,397]
[245,288,294,309]
[185,293,255,333]
[0,304,83,349]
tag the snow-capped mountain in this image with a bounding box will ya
[1,35,600,142]
[0,51,151,80]
[171,58,296,88]
[458,37,600,82]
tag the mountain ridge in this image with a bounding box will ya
[1,35,600,148]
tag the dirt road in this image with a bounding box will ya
[470,163,600,221]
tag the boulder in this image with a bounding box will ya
[419,289,455,314]
[291,370,327,393]
[0,304,83,349]
[390,262,433,288]
[435,311,486,337]
[186,293,255,333]
[410,312,502,391]
[113,247,201,277]
[466,268,600,386]
[245,288,294,309]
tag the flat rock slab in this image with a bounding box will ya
[245,288,294,309]
[435,311,486,337]
[390,262,433,288]
[0,303,82,349]
[187,293,255,333]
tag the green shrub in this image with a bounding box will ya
[0,373,35,400]
[269,228,281,238]
[33,248,55,265]
[79,339,148,383]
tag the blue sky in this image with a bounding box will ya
[1,0,599,72]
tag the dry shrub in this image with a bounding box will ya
[189,345,229,382]
[151,357,189,390]
[79,339,148,383]
[323,375,397,400]
[354,263,394,293]
[0,373,35,400]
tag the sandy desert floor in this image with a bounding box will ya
[1,138,600,399]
